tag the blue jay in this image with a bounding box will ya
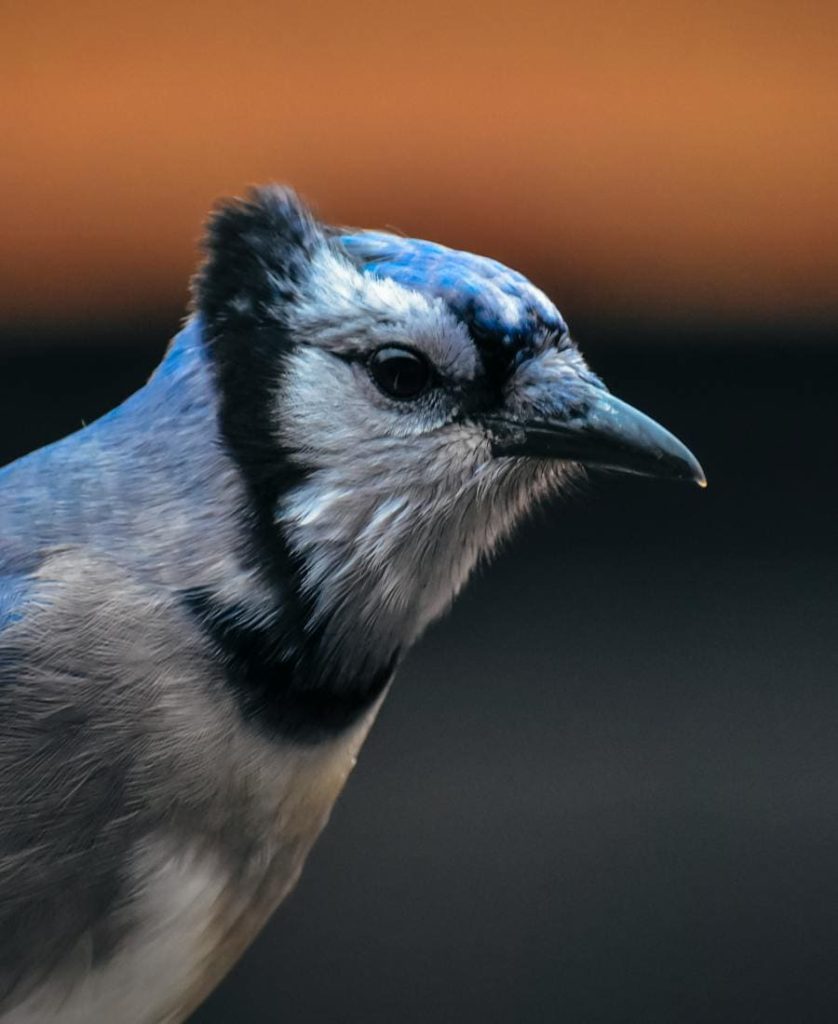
[0,187,704,1022]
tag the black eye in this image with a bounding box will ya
[369,347,431,400]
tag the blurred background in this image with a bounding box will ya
[3,1,837,1021]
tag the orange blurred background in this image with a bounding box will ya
[4,0,836,332]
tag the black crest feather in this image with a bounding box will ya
[192,185,323,331]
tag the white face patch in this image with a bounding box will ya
[275,339,569,682]
[289,247,480,383]
[248,241,579,683]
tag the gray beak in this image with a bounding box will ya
[488,381,706,486]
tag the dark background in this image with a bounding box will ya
[1,320,836,1023]
[3,0,837,1020]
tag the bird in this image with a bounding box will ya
[0,186,704,1023]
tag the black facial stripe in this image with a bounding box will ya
[469,321,567,382]
[187,331,395,742]
[202,324,311,636]
[193,187,321,637]
[191,186,399,740]
[181,588,395,744]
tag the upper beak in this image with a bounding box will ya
[488,380,706,487]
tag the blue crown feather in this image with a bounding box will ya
[338,232,567,370]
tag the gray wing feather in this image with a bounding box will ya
[0,554,136,1008]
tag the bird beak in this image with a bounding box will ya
[487,378,706,486]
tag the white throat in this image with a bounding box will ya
[280,438,562,681]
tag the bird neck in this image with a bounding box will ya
[276,448,550,686]
[159,319,398,742]
[153,321,548,742]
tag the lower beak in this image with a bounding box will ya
[488,382,706,486]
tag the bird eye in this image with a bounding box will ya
[368,347,431,400]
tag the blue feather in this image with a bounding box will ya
[338,232,567,359]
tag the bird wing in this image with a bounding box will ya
[0,547,134,1010]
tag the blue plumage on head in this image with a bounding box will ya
[337,232,568,377]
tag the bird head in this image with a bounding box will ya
[192,186,704,677]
